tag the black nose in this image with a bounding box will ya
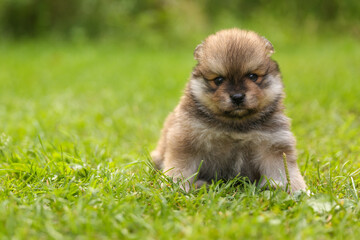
[230,93,245,105]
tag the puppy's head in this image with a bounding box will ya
[190,28,283,121]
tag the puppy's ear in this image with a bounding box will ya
[262,36,274,57]
[194,42,204,61]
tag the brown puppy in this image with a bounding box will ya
[151,28,307,192]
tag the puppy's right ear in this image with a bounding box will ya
[261,36,274,57]
[194,42,204,61]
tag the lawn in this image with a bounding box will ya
[0,35,360,239]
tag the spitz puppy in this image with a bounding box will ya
[151,28,307,192]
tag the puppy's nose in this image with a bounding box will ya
[230,93,245,105]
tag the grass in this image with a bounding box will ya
[0,34,360,239]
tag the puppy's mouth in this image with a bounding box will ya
[222,108,256,118]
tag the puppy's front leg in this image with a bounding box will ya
[257,152,307,192]
[163,155,203,192]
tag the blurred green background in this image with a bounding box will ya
[1,0,359,44]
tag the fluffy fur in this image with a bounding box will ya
[151,28,307,192]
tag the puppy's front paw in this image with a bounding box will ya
[260,178,285,190]
[160,176,193,192]
[161,179,208,192]
[179,180,208,192]
[194,180,208,188]
[260,177,308,193]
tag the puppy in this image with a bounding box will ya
[151,28,307,192]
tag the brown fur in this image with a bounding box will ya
[151,28,307,192]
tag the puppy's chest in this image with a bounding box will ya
[193,126,262,154]
[192,127,260,180]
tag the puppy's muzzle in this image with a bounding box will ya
[230,93,245,105]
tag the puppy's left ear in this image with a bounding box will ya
[194,42,204,61]
[262,36,274,57]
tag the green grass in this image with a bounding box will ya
[0,35,360,239]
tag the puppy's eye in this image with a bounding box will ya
[213,77,225,86]
[248,73,258,82]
